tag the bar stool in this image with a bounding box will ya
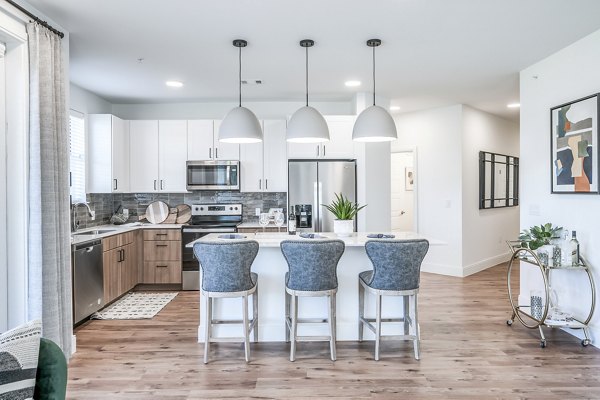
[358,239,429,360]
[280,240,345,361]
[193,240,259,364]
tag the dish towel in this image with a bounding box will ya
[366,234,396,239]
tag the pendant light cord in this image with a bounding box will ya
[305,45,309,107]
[238,45,242,107]
[372,45,376,106]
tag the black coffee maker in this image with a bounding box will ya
[294,204,312,229]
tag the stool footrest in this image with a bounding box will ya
[294,336,332,342]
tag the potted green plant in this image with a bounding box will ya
[519,223,562,250]
[322,193,366,237]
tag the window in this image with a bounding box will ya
[69,110,86,203]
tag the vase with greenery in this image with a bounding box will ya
[322,193,366,237]
[519,223,563,250]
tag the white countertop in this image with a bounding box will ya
[71,222,183,246]
[186,231,440,248]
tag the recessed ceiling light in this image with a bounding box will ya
[345,80,361,87]
[507,103,520,108]
[166,80,183,88]
[390,106,401,111]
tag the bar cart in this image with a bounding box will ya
[505,241,595,348]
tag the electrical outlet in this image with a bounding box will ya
[255,207,261,216]
[90,210,96,221]
[123,208,129,218]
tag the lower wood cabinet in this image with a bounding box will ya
[102,232,138,304]
[142,229,182,284]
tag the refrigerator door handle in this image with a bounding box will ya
[318,181,323,232]
[313,181,319,232]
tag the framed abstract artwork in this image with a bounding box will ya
[551,94,599,194]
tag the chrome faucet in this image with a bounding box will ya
[72,202,94,232]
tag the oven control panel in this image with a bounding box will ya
[191,203,243,216]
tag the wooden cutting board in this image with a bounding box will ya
[162,207,178,224]
[175,204,191,224]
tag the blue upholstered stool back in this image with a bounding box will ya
[194,240,259,292]
[280,240,345,291]
[364,240,429,291]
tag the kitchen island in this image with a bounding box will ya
[187,232,435,342]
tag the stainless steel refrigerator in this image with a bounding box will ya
[288,160,357,233]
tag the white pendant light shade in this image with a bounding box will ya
[219,106,263,143]
[352,105,397,142]
[287,106,329,143]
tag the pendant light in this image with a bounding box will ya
[352,39,397,142]
[219,39,263,143]
[287,39,330,143]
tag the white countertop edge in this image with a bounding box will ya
[70,223,184,246]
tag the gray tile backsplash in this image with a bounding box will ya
[72,192,287,229]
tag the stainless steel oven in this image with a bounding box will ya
[181,204,242,290]
[186,160,240,191]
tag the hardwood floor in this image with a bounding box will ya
[68,264,600,399]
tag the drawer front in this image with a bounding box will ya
[143,229,181,241]
[103,231,135,251]
[143,241,181,261]
[143,261,182,284]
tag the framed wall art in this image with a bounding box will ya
[550,94,599,194]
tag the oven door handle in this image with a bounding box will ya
[182,227,237,233]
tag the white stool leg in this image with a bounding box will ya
[243,294,250,362]
[285,290,291,343]
[204,294,212,364]
[375,294,382,361]
[413,294,421,360]
[403,295,410,335]
[253,285,259,343]
[290,294,298,362]
[329,293,337,361]
[358,281,364,342]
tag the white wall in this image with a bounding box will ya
[520,28,600,345]
[70,82,111,114]
[462,106,520,275]
[393,105,464,275]
[112,100,352,120]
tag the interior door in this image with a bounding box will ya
[159,120,188,192]
[129,120,159,192]
[319,161,356,232]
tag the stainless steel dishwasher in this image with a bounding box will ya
[72,239,104,325]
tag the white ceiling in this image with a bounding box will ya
[24,0,600,120]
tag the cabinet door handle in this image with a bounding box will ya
[156,233,168,237]
[156,265,168,268]
[215,147,218,159]
[160,180,164,190]
[316,146,320,157]
[122,249,126,261]
[117,249,123,263]
[114,179,118,191]
[209,148,212,159]
[323,145,326,157]
[153,180,157,190]
[265,179,268,190]
[259,179,262,190]
[156,244,168,247]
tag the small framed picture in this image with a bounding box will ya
[550,94,599,194]
[405,167,414,191]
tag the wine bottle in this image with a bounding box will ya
[570,230,580,266]
[288,209,296,235]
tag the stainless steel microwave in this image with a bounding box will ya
[186,160,240,191]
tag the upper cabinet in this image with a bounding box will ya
[187,120,239,161]
[239,120,287,192]
[129,120,188,193]
[287,115,356,159]
[88,114,130,193]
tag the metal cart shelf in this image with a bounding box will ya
[506,241,595,348]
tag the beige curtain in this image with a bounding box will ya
[26,22,72,358]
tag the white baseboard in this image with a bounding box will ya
[71,334,77,354]
[462,252,511,277]
[421,262,464,277]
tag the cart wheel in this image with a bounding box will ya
[582,339,591,347]
[506,319,513,326]
[540,340,547,348]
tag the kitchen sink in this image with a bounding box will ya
[74,229,117,236]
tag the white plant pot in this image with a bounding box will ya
[334,219,354,237]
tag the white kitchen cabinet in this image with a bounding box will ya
[158,120,188,192]
[129,120,159,192]
[187,120,239,161]
[87,114,130,193]
[239,120,287,193]
[287,115,356,160]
